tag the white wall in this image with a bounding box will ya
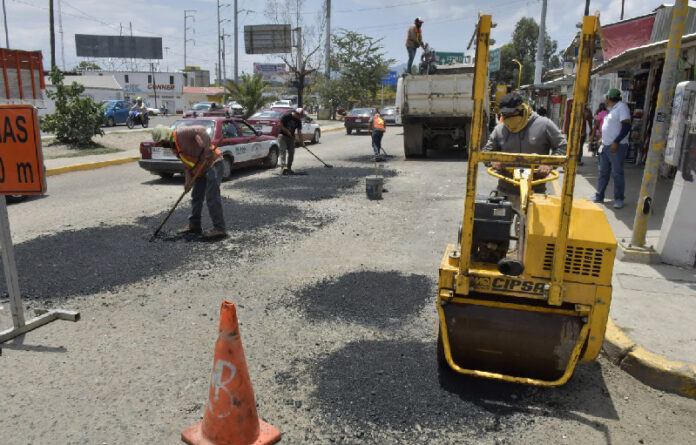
[38,87,122,116]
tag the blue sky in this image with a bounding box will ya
[2,0,673,77]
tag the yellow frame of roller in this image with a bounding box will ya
[437,14,616,386]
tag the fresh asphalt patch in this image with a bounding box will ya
[292,271,432,328]
[300,339,619,441]
[228,167,397,201]
[1,198,332,300]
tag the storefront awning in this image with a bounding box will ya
[593,32,696,75]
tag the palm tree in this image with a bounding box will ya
[224,74,276,119]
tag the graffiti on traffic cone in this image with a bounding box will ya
[182,301,281,445]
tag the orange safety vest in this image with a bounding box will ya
[406,25,422,47]
[373,116,386,131]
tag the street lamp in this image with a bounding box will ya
[511,58,522,90]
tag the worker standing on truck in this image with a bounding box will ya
[483,92,567,210]
[278,108,306,175]
[406,17,425,75]
[369,111,386,161]
[151,125,227,240]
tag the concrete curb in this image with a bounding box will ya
[321,126,344,134]
[46,156,140,176]
[603,317,696,399]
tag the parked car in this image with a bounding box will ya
[183,102,228,118]
[344,108,378,134]
[226,101,245,116]
[102,100,131,127]
[146,106,160,117]
[246,109,321,144]
[381,106,398,125]
[139,117,279,179]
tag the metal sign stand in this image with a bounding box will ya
[0,198,79,344]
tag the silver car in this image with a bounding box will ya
[381,106,398,125]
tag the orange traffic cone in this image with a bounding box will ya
[182,301,281,445]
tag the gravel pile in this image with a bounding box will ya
[2,198,332,300]
[292,271,433,327]
[229,167,397,201]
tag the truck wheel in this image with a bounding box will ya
[403,123,425,158]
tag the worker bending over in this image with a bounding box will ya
[483,92,567,210]
[278,108,306,175]
[369,111,386,161]
[151,125,227,239]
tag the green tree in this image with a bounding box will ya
[40,66,104,147]
[330,30,395,106]
[224,74,276,119]
[493,17,560,87]
[73,61,102,71]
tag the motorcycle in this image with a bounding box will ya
[126,109,149,129]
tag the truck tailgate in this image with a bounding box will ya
[404,74,474,117]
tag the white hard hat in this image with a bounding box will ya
[294,107,303,115]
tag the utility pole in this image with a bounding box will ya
[584,0,590,16]
[217,0,221,85]
[221,29,228,83]
[234,0,238,84]
[325,0,331,80]
[57,0,65,69]
[150,62,158,108]
[621,0,625,20]
[49,0,56,68]
[629,0,689,252]
[184,10,196,71]
[2,0,9,48]
[533,0,547,85]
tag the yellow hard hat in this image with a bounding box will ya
[136,96,142,101]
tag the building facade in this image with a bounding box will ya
[81,70,186,114]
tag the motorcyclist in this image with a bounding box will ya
[130,97,148,124]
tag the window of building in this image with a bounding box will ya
[148,74,152,83]
[125,74,129,83]
[169,76,174,85]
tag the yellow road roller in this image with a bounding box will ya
[437,14,616,386]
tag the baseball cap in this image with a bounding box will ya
[498,92,524,114]
[294,107,303,115]
[415,17,424,23]
[606,88,622,100]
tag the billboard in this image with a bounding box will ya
[253,63,288,86]
[489,48,501,73]
[245,25,292,54]
[381,71,398,85]
[75,35,163,59]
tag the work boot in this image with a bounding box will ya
[177,224,202,235]
[203,227,228,240]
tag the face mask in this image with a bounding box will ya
[503,103,531,133]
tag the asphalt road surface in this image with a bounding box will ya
[2,130,695,444]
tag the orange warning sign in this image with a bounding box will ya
[0,105,45,194]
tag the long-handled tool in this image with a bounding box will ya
[302,145,333,168]
[149,168,203,241]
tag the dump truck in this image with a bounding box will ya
[396,64,482,158]
[437,14,615,386]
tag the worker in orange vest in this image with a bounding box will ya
[369,111,387,161]
[151,125,227,239]
[406,17,425,75]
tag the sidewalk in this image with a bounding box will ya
[568,154,696,398]
[42,121,345,175]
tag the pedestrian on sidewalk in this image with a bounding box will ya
[151,125,227,239]
[579,105,593,166]
[592,89,631,209]
[369,111,386,161]
[406,17,425,75]
[483,92,567,210]
[589,103,607,157]
[278,108,306,175]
